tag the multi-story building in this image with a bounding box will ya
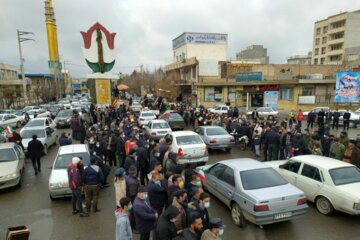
[312,10,360,65]
[287,52,312,64]
[0,63,24,109]
[236,45,269,64]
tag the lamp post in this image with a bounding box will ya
[17,30,35,105]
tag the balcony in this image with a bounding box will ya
[327,37,344,45]
[327,49,343,56]
[327,26,346,35]
[164,57,197,72]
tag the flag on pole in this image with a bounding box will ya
[198,168,206,184]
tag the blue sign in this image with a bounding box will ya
[264,91,278,110]
[173,33,228,49]
[334,72,360,103]
[72,84,81,89]
[236,72,262,82]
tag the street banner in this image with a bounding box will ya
[95,79,111,105]
[264,91,278,110]
[335,72,360,103]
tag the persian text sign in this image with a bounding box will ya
[173,33,228,49]
[236,72,262,82]
[334,72,360,103]
[264,91,278,110]
[95,79,111,105]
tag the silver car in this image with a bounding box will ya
[21,126,58,155]
[194,126,234,152]
[0,143,25,189]
[200,158,308,227]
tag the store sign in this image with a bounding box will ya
[72,84,81,89]
[173,33,228,49]
[259,85,279,91]
[236,72,262,82]
[264,91,278,110]
[243,86,257,92]
[335,72,360,103]
[298,96,316,104]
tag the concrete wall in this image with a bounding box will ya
[344,12,360,49]
[183,44,227,62]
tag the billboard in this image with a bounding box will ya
[173,33,228,49]
[72,84,81,89]
[264,91,278,110]
[236,72,262,82]
[95,79,111,105]
[335,72,360,103]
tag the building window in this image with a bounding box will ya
[228,87,236,102]
[316,28,321,35]
[331,20,346,29]
[321,47,326,55]
[329,55,342,62]
[330,32,344,40]
[204,86,223,102]
[322,36,327,44]
[314,58,318,65]
[279,88,293,100]
[323,26,328,34]
[315,38,320,45]
[330,43,343,51]
[315,48,319,55]
[302,87,314,96]
[321,58,325,64]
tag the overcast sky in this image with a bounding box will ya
[1,0,360,77]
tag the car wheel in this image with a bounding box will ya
[16,121,21,128]
[225,148,231,153]
[231,203,246,227]
[44,145,48,155]
[316,196,334,216]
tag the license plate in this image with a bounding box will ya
[274,212,292,220]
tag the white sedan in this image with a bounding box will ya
[22,117,56,132]
[0,142,25,189]
[0,114,24,128]
[138,111,157,126]
[20,126,58,155]
[266,155,360,215]
[144,120,172,140]
[208,105,230,115]
[247,107,279,119]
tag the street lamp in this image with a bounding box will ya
[17,29,35,104]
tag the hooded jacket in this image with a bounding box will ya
[155,205,180,240]
[83,164,104,186]
[67,164,82,190]
[133,197,157,234]
[115,209,132,240]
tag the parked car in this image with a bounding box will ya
[54,110,73,128]
[194,126,234,152]
[58,99,71,109]
[200,158,308,227]
[164,131,208,166]
[247,107,279,119]
[26,109,50,119]
[22,106,41,113]
[334,110,360,128]
[144,120,172,140]
[21,126,58,155]
[303,107,330,118]
[22,117,56,131]
[0,142,25,189]
[130,101,142,113]
[49,105,61,119]
[159,112,186,130]
[138,110,157,126]
[49,144,90,199]
[266,155,360,216]
[208,105,230,115]
[0,114,24,128]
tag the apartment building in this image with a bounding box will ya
[312,10,360,65]
[236,45,269,64]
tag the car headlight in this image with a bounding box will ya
[3,173,19,179]
[353,203,360,210]
[49,182,68,189]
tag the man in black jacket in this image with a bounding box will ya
[332,109,341,130]
[137,141,149,185]
[147,172,166,216]
[182,212,203,240]
[27,134,44,175]
[343,109,351,131]
[83,157,104,213]
[117,131,126,167]
[155,205,180,240]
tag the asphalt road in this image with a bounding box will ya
[0,127,360,240]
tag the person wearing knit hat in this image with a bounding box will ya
[114,168,126,208]
[67,157,88,217]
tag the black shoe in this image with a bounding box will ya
[80,213,89,217]
[93,209,101,213]
[73,210,80,215]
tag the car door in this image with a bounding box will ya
[278,160,302,185]
[295,164,323,202]
[45,127,55,146]
[217,166,236,205]
[13,144,25,171]
[205,164,227,201]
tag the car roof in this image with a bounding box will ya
[29,117,48,121]
[290,155,352,170]
[141,111,155,114]
[169,131,198,137]
[0,142,16,149]
[150,119,168,123]
[199,126,224,129]
[58,144,88,155]
[21,126,47,131]
[219,158,270,171]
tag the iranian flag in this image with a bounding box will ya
[198,168,206,184]
[3,126,14,138]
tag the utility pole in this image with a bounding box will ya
[17,29,35,105]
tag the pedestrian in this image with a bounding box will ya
[147,172,167,216]
[292,131,305,156]
[187,192,210,232]
[297,109,303,128]
[307,110,315,129]
[115,197,133,240]
[11,129,24,150]
[67,157,88,217]
[329,138,345,160]
[126,166,140,231]
[186,174,202,201]
[27,134,44,175]
[343,109,351,131]
[265,127,280,161]
[155,205,180,240]
[59,132,72,146]
[332,109,340,130]
[342,140,360,168]
[106,132,118,167]
[133,185,158,240]
[124,148,138,174]
[115,167,127,208]
[182,212,203,240]
[171,189,189,234]
[167,175,184,204]
[83,156,104,213]
[137,141,150,185]
[117,131,126,167]
[317,109,325,127]
[201,218,225,240]
[253,130,261,158]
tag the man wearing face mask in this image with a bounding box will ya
[187,192,210,232]
[167,175,184,204]
[133,185,158,240]
[187,175,202,201]
[117,131,126,167]
[147,173,166,216]
[201,218,225,240]
[115,197,133,240]
[292,131,305,156]
[171,189,189,234]
[155,205,180,240]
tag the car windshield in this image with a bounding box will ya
[241,168,288,190]
[0,148,17,162]
[21,129,45,138]
[152,122,170,129]
[206,128,228,136]
[329,167,360,186]
[54,152,90,169]
[26,119,44,127]
[57,111,72,117]
[176,135,203,145]
[170,113,183,120]
[142,112,155,117]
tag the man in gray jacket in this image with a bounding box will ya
[115,197,133,240]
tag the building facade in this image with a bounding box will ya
[236,45,269,64]
[312,10,360,65]
[287,52,312,64]
[0,63,24,109]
